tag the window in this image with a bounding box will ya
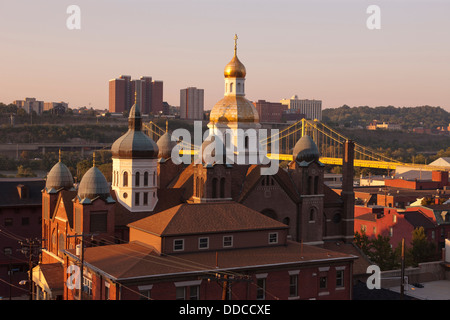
[212,178,218,198]
[389,227,393,237]
[138,285,152,300]
[4,218,13,227]
[123,171,128,187]
[223,236,233,248]
[143,192,148,206]
[135,172,140,186]
[144,172,149,186]
[104,283,110,300]
[314,176,319,194]
[336,270,345,288]
[319,276,327,289]
[256,278,266,300]
[289,274,298,297]
[135,192,140,206]
[58,233,65,254]
[176,287,186,300]
[189,285,199,300]
[21,217,29,226]
[268,232,278,244]
[90,211,108,233]
[83,278,92,296]
[199,237,209,249]
[309,208,317,222]
[4,247,12,255]
[220,178,225,198]
[174,239,184,251]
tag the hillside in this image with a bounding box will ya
[322,105,450,130]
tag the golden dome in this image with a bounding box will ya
[209,95,259,123]
[224,55,246,78]
[224,34,246,78]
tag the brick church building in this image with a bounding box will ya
[33,36,360,300]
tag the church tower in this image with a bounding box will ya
[207,35,263,166]
[290,134,325,245]
[111,93,159,212]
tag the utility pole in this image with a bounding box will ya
[66,233,95,300]
[19,238,41,300]
[400,238,405,300]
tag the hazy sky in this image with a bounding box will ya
[1,0,449,111]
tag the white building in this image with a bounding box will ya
[280,95,322,121]
[14,98,44,114]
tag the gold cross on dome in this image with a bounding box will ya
[234,34,238,54]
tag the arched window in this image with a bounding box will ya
[307,176,313,194]
[220,177,225,198]
[58,233,64,255]
[212,178,218,198]
[314,176,319,194]
[230,82,233,93]
[135,172,140,187]
[282,217,290,226]
[200,178,204,198]
[237,82,241,93]
[123,171,128,187]
[144,172,148,186]
[196,177,200,198]
[309,207,316,222]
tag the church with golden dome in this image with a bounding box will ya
[33,36,360,301]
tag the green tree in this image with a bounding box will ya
[16,165,36,177]
[408,227,437,266]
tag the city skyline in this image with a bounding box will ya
[1,0,449,111]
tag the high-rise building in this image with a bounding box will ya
[180,87,204,120]
[280,95,322,121]
[151,80,163,115]
[109,75,163,115]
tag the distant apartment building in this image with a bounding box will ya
[180,87,204,120]
[14,98,44,115]
[367,121,401,131]
[280,95,322,121]
[109,75,163,114]
[252,100,287,123]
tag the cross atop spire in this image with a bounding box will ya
[93,151,96,167]
[58,149,62,162]
[234,34,238,55]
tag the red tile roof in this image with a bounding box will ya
[128,201,288,236]
[65,240,357,281]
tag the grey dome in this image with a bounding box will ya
[111,103,159,159]
[293,135,320,162]
[77,166,110,200]
[157,131,176,159]
[46,161,74,190]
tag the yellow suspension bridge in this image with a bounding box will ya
[143,119,449,172]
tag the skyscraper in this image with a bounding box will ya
[109,75,163,115]
[180,87,204,120]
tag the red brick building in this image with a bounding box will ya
[63,202,356,300]
[0,178,44,299]
[253,100,287,123]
